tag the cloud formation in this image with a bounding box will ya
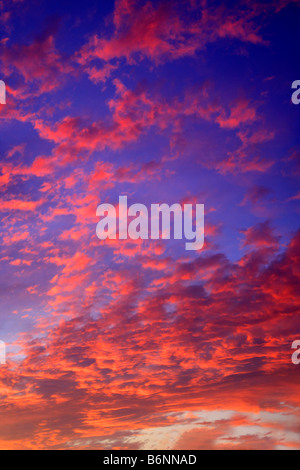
[0,0,299,450]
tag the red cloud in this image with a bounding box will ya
[0,226,299,448]
[0,21,73,98]
[77,0,268,78]
[241,221,280,249]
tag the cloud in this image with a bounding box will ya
[0,224,299,448]
[0,0,299,451]
[240,221,280,249]
[77,0,268,74]
[0,18,73,99]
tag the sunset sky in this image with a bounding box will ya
[0,0,300,450]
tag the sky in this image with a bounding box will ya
[0,0,299,450]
